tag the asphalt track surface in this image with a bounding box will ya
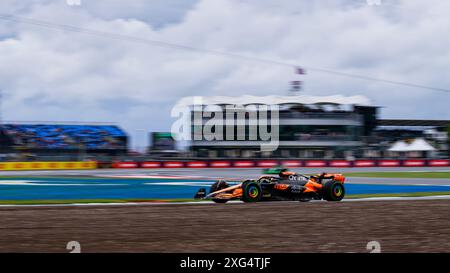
[1,167,449,253]
[2,167,450,185]
[1,199,449,253]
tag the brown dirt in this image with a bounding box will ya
[0,200,449,253]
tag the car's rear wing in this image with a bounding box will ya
[310,173,345,183]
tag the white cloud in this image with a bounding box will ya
[0,0,449,148]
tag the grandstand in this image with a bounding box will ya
[175,95,448,159]
[0,123,128,156]
[179,95,378,158]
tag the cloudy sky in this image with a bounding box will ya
[0,0,449,149]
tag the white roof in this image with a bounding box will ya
[174,95,371,108]
[388,138,436,152]
[388,140,410,152]
[407,138,436,151]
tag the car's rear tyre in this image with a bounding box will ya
[241,180,262,203]
[322,180,345,201]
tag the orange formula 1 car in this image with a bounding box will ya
[194,171,345,203]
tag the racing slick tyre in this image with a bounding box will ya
[241,180,263,203]
[322,180,345,201]
[210,180,230,203]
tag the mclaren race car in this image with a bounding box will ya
[194,170,345,203]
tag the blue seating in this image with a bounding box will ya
[1,124,127,150]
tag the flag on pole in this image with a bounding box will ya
[296,67,306,75]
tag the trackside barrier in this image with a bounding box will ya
[186,161,208,168]
[304,160,327,167]
[378,160,401,167]
[233,161,255,168]
[354,160,376,167]
[0,161,97,171]
[110,159,450,169]
[256,160,279,167]
[112,162,139,168]
[329,160,352,167]
[280,160,302,168]
[163,161,185,168]
[428,159,450,167]
[403,160,426,167]
[141,162,162,168]
[209,161,232,168]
